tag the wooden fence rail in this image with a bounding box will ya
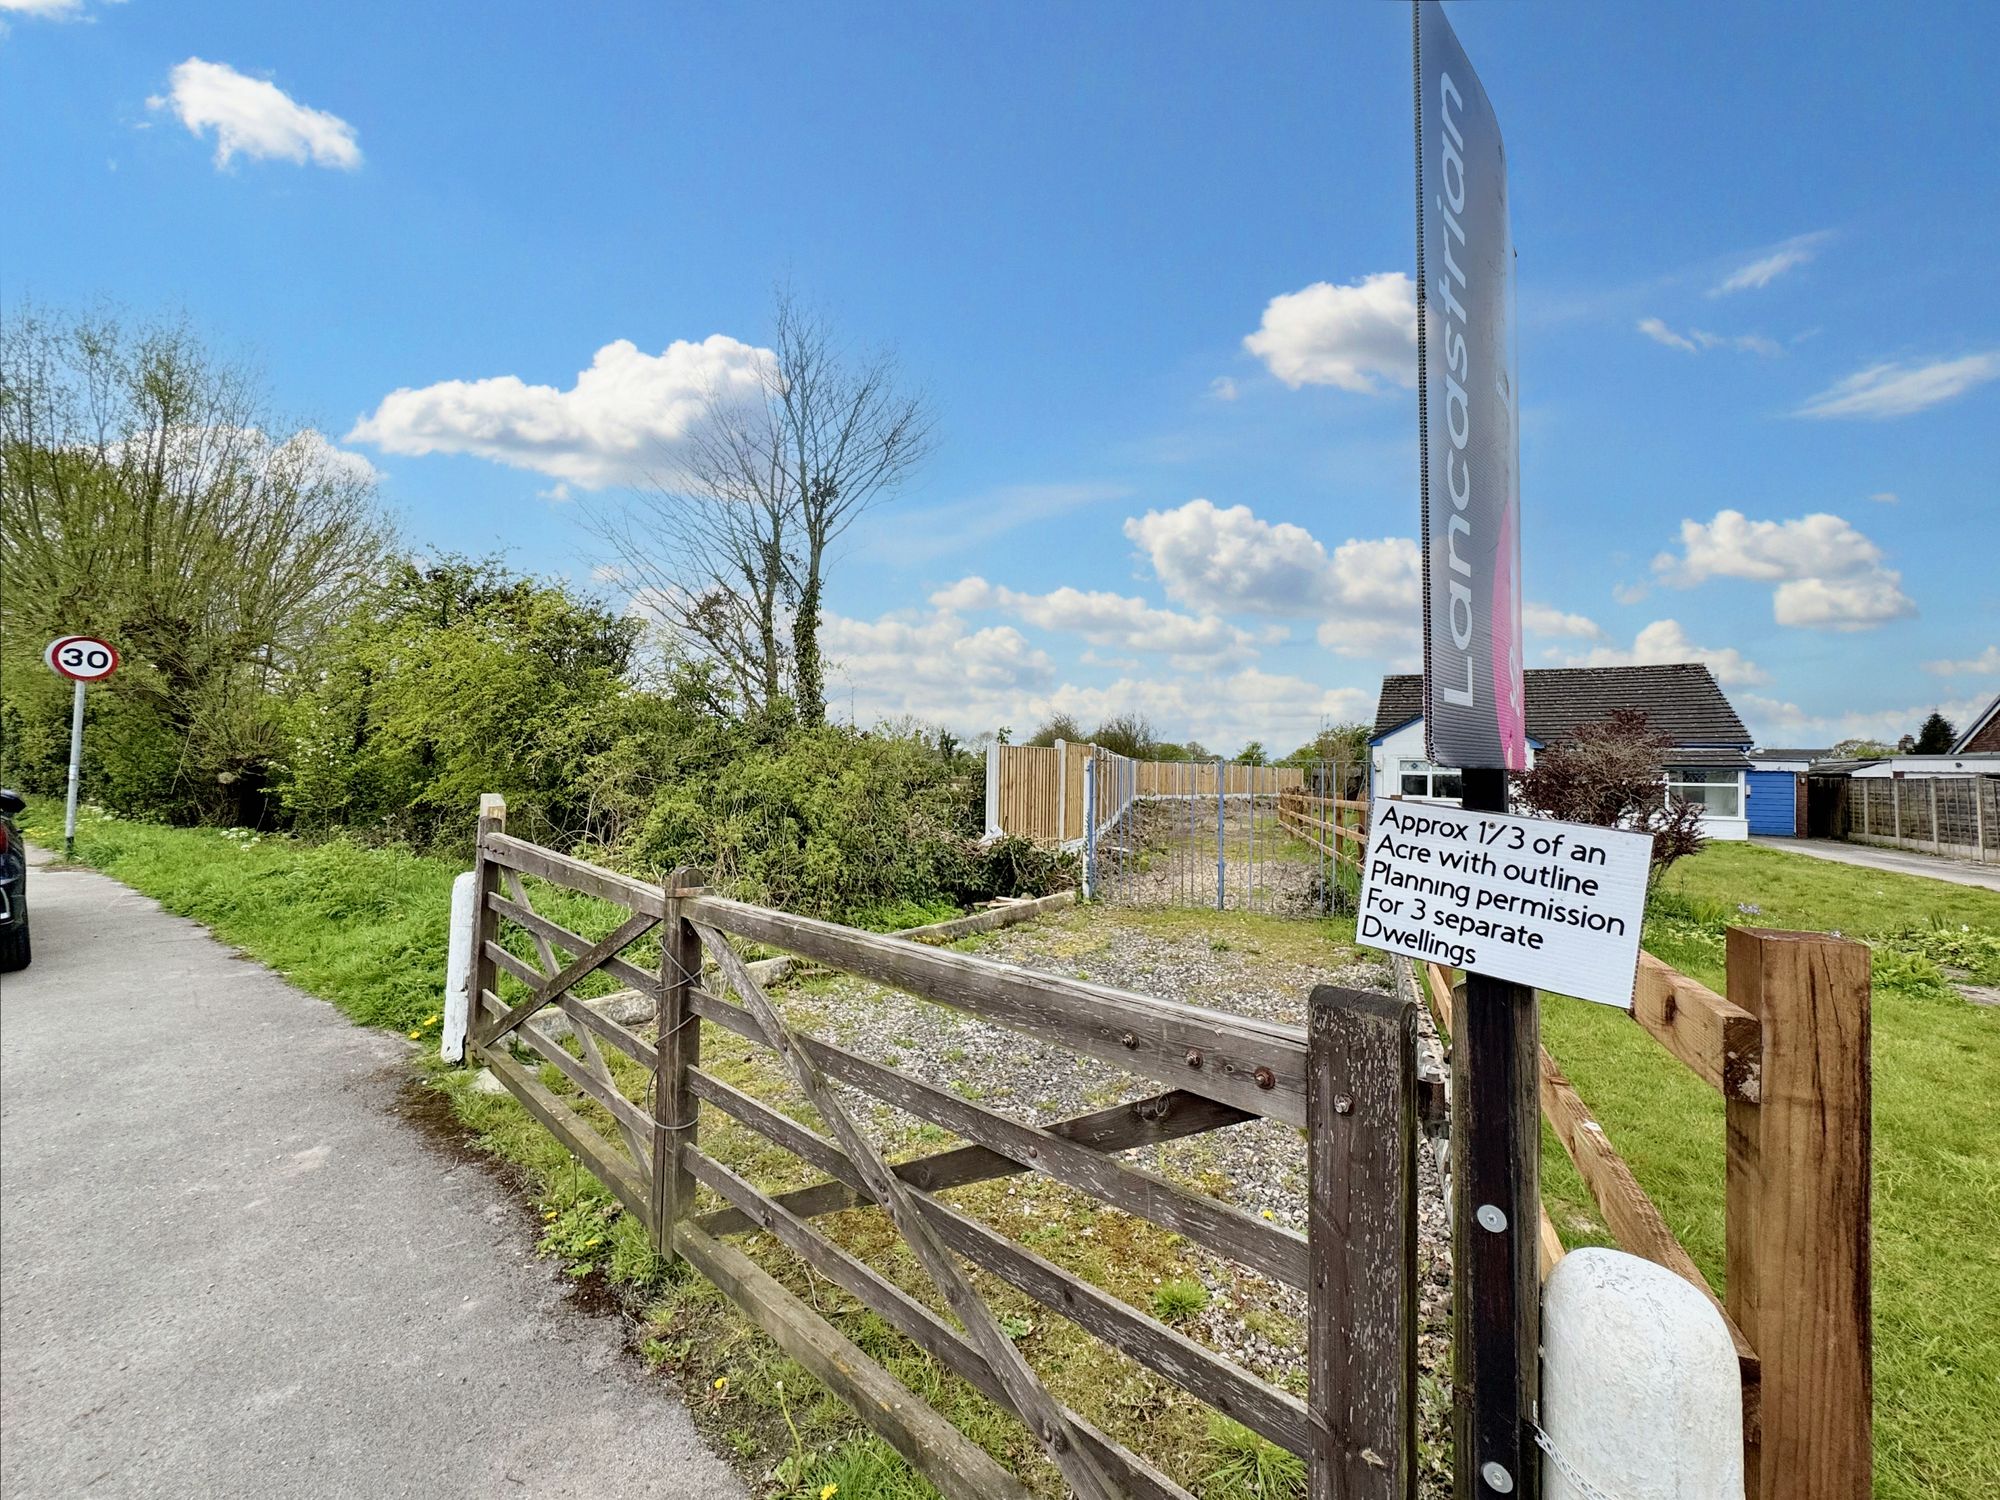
[988,741,1307,845]
[1416,925,1871,1500]
[463,795,1419,1500]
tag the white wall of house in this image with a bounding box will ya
[1370,716,1749,841]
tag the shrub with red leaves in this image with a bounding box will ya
[1508,709,1706,883]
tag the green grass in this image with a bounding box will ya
[1535,842,1999,1500]
[32,801,1990,1495]
[22,799,1316,1499]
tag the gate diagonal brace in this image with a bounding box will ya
[692,923,1122,1500]
[478,908,659,1049]
[501,871,653,1174]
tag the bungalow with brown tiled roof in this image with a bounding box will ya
[1369,661,1756,840]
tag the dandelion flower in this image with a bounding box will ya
[408,1030,422,1039]
[1260,1209,1275,1221]
[713,1376,728,1391]
[822,1486,839,1500]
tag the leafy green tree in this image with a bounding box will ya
[1913,712,1956,754]
[1236,740,1267,766]
[1089,714,1156,759]
[1,307,385,821]
[1027,713,1085,747]
[277,558,671,847]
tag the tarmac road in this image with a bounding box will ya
[0,847,745,1499]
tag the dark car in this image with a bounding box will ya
[0,789,28,972]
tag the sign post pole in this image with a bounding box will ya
[1452,779,1538,1500]
[43,634,121,859]
[1410,5,1536,1493]
[63,677,86,861]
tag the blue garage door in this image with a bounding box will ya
[1747,770,1797,836]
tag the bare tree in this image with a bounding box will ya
[587,290,933,723]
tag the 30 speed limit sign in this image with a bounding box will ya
[44,635,120,683]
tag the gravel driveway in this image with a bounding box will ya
[771,901,1455,1493]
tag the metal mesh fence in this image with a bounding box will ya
[1082,758,1368,915]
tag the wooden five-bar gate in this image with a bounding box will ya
[462,791,1873,1499]
[463,795,1422,1500]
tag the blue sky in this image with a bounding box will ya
[8,0,1997,752]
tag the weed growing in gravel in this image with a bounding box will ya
[1151,1278,1211,1323]
[1201,1414,1305,1499]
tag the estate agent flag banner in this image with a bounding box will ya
[1415,0,1527,771]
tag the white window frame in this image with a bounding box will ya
[1397,758,1466,801]
[1665,766,1742,818]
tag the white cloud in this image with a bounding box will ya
[348,335,773,488]
[1653,508,1915,631]
[2,0,121,17]
[1741,692,1988,749]
[1710,232,1829,296]
[821,606,1372,748]
[930,577,1269,668]
[1522,603,1605,641]
[111,424,377,491]
[1208,376,1239,402]
[1869,491,1898,505]
[821,609,1057,700]
[1923,646,2000,677]
[1612,582,1650,606]
[1638,318,1780,356]
[1242,273,1417,393]
[1795,353,2000,420]
[1123,499,1420,659]
[1556,619,1768,687]
[1637,318,1696,354]
[1770,575,1918,631]
[538,482,574,502]
[149,58,360,170]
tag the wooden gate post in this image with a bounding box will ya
[467,794,507,1053]
[1724,928,1872,1500]
[1306,985,1417,1500]
[653,866,705,1257]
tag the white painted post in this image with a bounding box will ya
[984,741,1002,839]
[1054,739,1068,844]
[440,870,477,1062]
[1541,1248,1744,1500]
[1082,755,1097,900]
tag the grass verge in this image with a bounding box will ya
[23,801,1324,1498]
[1535,841,1998,1500]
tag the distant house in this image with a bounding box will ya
[1369,662,1755,840]
[1952,693,2000,755]
[1746,749,1833,838]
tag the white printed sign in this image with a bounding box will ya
[1356,800,1652,1007]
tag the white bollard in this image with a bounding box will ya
[1541,1248,1744,1500]
[440,870,477,1063]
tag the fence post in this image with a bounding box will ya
[984,741,1001,838]
[654,864,706,1259]
[1306,984,1417,1500]
[1928,778,1941,854]
[1724,928,1872,1500]
[1055,739,1068,843]
[1216,759,1226,910]
[466,794,507,1058]
[1083,755,1098,899]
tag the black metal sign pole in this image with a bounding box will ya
[1452,776,1539,1500]
[1410,3,1540,1490]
